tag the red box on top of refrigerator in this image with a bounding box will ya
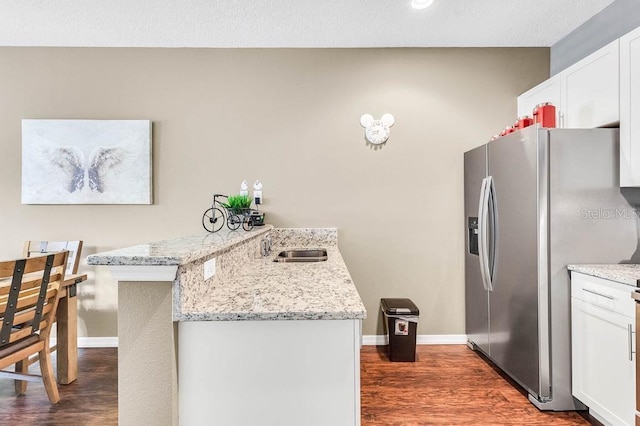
[533,103,556,128]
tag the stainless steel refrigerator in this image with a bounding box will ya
[464,125,638,410]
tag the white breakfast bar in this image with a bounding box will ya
[87,226,366,426]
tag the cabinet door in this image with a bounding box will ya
[637,303,640,425]
[562,39,620,129]
[517,74,562,126]
[572,297,635,426]
[620,26,640,187]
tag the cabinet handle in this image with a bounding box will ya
[581,288,615,300]
[628,324,635,361]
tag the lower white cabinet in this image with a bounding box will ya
[571,272,636,426]
[178,319,362,426]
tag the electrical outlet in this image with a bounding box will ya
[204,258,216,280]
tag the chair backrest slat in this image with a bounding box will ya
[11,303,55,329]
[0,286,58,313]
[0,273,63,297]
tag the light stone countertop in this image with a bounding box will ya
[86,225,273,266]
[176,245,366,321]
[88,227,367,321]
[568,264,640,287]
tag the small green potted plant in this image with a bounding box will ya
[222,194,253,215]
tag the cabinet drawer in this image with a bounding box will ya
[571,272,635,317]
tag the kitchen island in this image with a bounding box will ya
[87,226,366,426]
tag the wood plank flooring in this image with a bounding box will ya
[0,345,599,425]
[0,348,117,425]
[362,345,598,425]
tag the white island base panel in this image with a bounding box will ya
[178,319,362,426]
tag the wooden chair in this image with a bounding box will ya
[0,251,68,403]
[23,241,83,275]
[20,241,83,373]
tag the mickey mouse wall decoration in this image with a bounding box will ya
[360,113,395,145]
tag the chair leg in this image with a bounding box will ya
[38,347,60,404]
[14,360,28,395]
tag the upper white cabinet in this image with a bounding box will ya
[620,26,640,187]
[517,74,562,124]
[517,40,620,130]
[561,39,620,129]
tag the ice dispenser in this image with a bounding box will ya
[468,217,478,255]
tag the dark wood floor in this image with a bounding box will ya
[0,348,118,425]
[0,345,599,425]
[362,345,598,425]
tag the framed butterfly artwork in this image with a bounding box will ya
[21,119,152,205]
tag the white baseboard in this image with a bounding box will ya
[78,337,118,348]
[50,337,119,348]
[362,335,387,345]
[362,334,467,346]
[50,335,467,349]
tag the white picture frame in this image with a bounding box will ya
[22,119,153,205]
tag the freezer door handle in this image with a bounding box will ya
[486,176,497,291]
[478,177,492,291]
[478,177,488,291]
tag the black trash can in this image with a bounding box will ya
[381,298,419,362]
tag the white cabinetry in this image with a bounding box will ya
[517,74,562,123]
[571,272,635,426]
[179,319,362,426]
[561,39,620,129]
[516,40,620,130]
[620,26,640,187]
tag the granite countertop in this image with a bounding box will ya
[86,225,273,266]
[88,227,367,321]
[176,245,366,321]
[568,264,640,287]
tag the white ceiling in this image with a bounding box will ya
[0,0,616,48]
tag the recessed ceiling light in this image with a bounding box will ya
[411,0,434,10]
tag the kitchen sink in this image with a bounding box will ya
[273,249,328,263]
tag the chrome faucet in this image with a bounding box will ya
[261,236,272,257]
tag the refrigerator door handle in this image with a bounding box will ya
[486,176,496,291]
[478,177,490,291]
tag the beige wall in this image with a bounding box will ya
[0,47,549,337]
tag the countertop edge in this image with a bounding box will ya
[568,264,640,287]
[86,226,272,266]
[174,311,367,321]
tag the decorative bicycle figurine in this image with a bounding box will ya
[202,193,256,232]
